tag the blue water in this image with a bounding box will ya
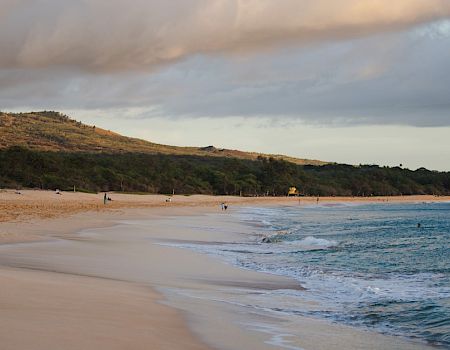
[234,202,450,347]
[180,202,450,347]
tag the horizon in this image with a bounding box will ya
[1,1,450,171]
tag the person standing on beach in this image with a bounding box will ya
[104,193,107,205]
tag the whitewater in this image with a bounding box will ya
[174,202,450,348]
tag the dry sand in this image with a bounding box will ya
[0,190,446,349]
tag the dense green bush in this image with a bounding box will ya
[1,146,449,196]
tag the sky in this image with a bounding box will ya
[1,1,450,170]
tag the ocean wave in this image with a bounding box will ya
[282,236,338,250]
[164,203,450,347]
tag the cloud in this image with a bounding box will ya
[2,23,450,127]
[1,0,450,72]
[1,2,450,128]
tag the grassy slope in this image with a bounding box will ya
[0,111,326,166]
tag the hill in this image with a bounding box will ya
[0,111,449,196]
[0,111,325,166]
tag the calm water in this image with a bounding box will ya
[184,202,450,347]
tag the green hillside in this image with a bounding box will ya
[1,111,449,196]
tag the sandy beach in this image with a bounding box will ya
[0,190,448,349]
[1,189,448,243]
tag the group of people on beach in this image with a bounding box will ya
[220,202,228,211]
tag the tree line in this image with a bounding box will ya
[1,146,449,196]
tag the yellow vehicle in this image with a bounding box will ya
[288,186,299,196]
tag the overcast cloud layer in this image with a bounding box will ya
[1,0,450,129]
[2,0,450,71]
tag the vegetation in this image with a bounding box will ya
[0,111,324,165]
[1,111,448,196]
[1,146,449,196]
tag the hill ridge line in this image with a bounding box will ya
[0,111,326,166]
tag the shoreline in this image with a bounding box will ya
[0,206,219,350]
[1,189,449,245]
[0,199,441,349]
[0,205,302,350]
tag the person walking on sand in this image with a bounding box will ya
[104,193,107,205]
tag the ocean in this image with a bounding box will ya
[178,202,450,348]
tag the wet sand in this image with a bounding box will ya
[0,267,209,350]
[0,201,439,350]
